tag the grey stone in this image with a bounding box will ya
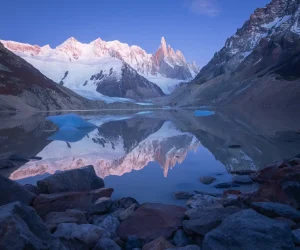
[142,237,174,249]
[119,204,137,221]
[183,207,242,236]
[44,209,88,232]
[0,174,36,206]
[251,202,300,222]
[37,165,104,194]
[89,197,113,215]
[186,194,223,210]
[173,229,190,246]
[199,176,216,185]
[111,197,139,212]
[0,202,66,250]
[203,209,295,250]
[97,215,120,238]
[174,191,194,200]
[54,223,110,250]
[93,238,121,250]
[232,175,253,184]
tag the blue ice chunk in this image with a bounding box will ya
[46,114,97,128]
[47,126,95,143]
[194,110,215,117]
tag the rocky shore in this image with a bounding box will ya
[0,156,300,250]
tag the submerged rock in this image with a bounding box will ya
[54,223,109,250]
[0,202,66,250]
[0,174,36,206]
[117,203,185,241]
[174,191,194,200]
[232,175,253,184]
[37,165,104,194]
[251,202,300,222]
[199,176,216,185]
[214,182,240,189]
[203,209,295,250]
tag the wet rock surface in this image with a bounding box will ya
[199,176,216,185]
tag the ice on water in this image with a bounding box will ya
[46,114,97,128]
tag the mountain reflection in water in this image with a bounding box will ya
[0,109,299,205]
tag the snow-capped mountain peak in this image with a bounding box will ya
[1,36,200,99]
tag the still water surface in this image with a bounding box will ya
[1,109,299,205]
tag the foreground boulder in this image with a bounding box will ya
[33,188,113,217]
[183,207,242,236]
[54,223,109,250]
[251,202,300,222]
[117,203,186,241]
[93,238,121,250]
[0,202,66,250]
[37,165,104,194]
[0,174,36,206]
[203,209,295,250]
[44,209,89,232]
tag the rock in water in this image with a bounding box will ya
[199,176,216,185]
[232,175,253,184]
[117,203,186,241]
[251,202,300,222]
[174,191,194,200]
[54,223,109,250]
[37,165,104,194]
[0,202,66,250]
[0,174,36,206]
[203,209,295,250]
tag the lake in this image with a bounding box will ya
[0,109,299,205]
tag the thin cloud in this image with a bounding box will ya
[185,0,221,17]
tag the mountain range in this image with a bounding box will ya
[1,37,199,101]
[166,0,300,110]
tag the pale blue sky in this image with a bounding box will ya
[0,0,271,67]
